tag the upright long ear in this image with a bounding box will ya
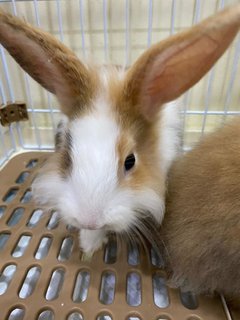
[0,10,93,117]
[125,4,240,121]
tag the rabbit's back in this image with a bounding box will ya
[163,117,240,299]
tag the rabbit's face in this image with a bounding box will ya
[33,67,175,233]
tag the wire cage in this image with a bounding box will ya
[0,0,240,320]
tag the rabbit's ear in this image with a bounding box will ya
[0,11,93,117]
[125,5,240,121]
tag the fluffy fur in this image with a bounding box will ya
[1,5,240,254]
[163,118,240,305]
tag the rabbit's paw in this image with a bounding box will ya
[79,229,107,259]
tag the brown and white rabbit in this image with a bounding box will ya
[0,5,239,255]
[163,117,240,305]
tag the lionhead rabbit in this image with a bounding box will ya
[163,117,240,306]
[0,5,239,255]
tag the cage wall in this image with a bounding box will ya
[0,0,240,168]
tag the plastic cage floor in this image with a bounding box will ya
[0,152,239,320]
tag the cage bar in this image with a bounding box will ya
[147,0,153,47]
[79,0,86,58]
[103,0,109,62]
[125,0,130,66]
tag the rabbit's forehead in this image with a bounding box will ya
[69,109,120,179]
[66,66,129,174]
[70,111,119,152]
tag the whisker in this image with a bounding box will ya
[116,232,123,256]
[130,212,165,264]
[158,224,173,270]
[127,228,137,249]
[119,228,132,252]
[130,223,149,257]
[121,229,133,253]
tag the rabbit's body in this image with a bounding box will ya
[163,118,240,300]
[1,5,240,254]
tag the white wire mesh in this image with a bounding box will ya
[0,0,240,167]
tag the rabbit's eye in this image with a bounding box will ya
[124,153,135,171]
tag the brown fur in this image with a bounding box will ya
[0,10,98,117]
[162,118,240,304]
[116,116,165,195]
[124,4,240,121]
[59,130,73,175]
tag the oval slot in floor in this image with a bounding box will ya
[12,235,32,258]
[3,188,18,203]
[20,190,32,203]
[35,237,52,260]
[97,315,112,320]
[8,308,25,320]
[58,236,74,261]
[68,313,84,320]
[27,209,43,228]
[45,268,65,301]
[0,233,10,250]
[19,266,41,298]
[153,274,169,308]
[0,206,6,219]
[47,211,59,230]
[104,237,117,264]
[0,264,17,295]
[179,289,198,310]
[99,272,116,305]
[7,208,25,227]
[73,270,90,302]
[26,159,38,169]
[128,242,140,266]
[38,310,54,320]
[16,171,30,184]
[127,273,142,306]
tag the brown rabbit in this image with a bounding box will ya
[163,117,240,306]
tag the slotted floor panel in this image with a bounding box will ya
[0,152,238,320]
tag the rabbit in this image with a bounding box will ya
[162,117,240,306]
[0,4,240,256]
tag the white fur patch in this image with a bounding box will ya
[65,109,120,229]
[105,188,165,231]
[159,101,181,175]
